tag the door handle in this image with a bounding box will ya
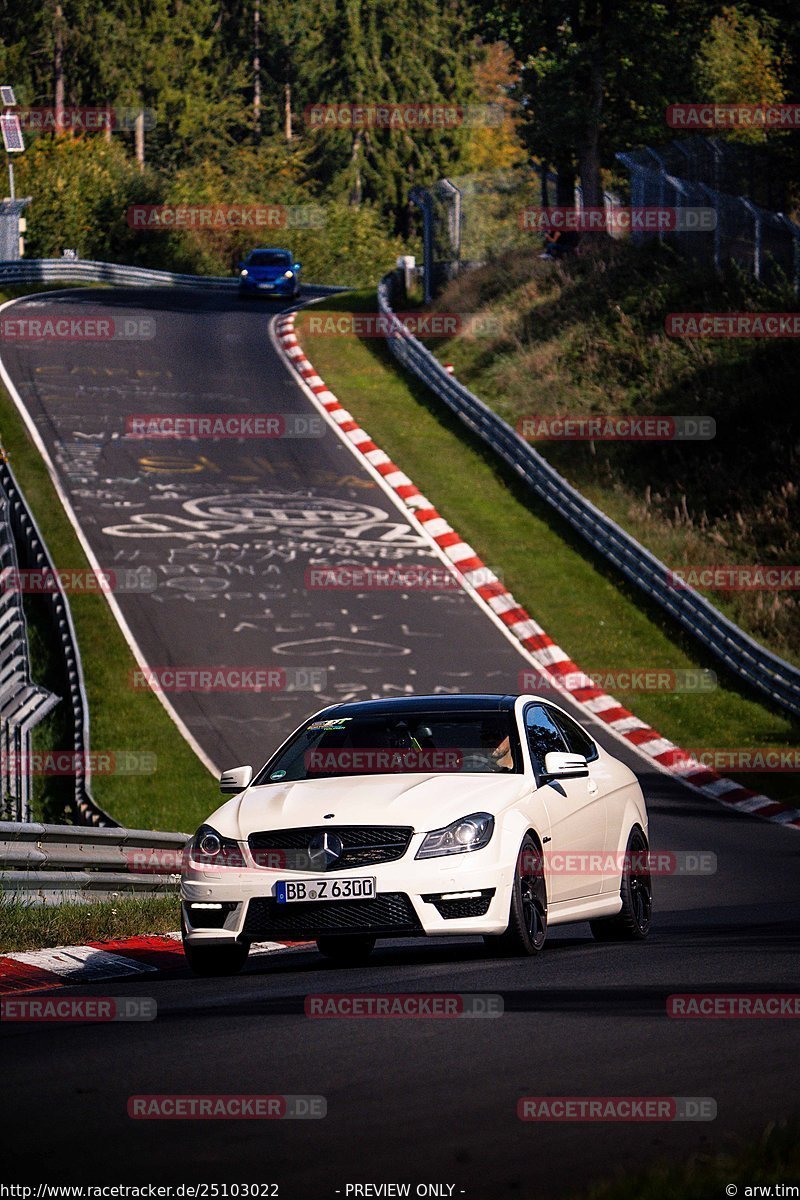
[587,780,598,795]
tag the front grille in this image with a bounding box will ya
[422,890,495,920]
[248,825,413,872]
[242,893,423,939]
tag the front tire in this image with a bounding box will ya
[590,826,652,941]
[485,834,547,957]
[316,935,375,963]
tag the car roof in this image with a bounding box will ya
[246,246,291,255]
[317,694,519,718]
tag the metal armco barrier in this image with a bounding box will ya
[0,479,59,823]
[377,271,800,719]
[0,821,188,903]
[0,258,343,292]
[0,459,114,827]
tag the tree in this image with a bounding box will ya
[469,1,715,208]
[306,0,479,231]
[461,40,528,174]
[696,5,786,144]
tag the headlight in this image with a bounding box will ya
[190,824,245,867]
[283,269,294,278]
[240,269,248,277]
[415,812,494,859]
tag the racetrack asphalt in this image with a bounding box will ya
[1,287,798,1195]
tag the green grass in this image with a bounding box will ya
[575,1118,800,1200]
[298,291,799,806]
[429,239,800,666]
[0,892,180,952]
[0,286,215,832]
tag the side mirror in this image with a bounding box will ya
[219,765,253,794]
[293,262,301,272]
[542,751,589,780]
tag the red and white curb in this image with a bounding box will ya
[274,308,800,832]
[0,935,305,996]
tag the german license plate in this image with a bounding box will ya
[275,877,376,904]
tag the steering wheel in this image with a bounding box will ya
[461,752,498,772]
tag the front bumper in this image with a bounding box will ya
[181,845,513,944]
[239,278,297,295]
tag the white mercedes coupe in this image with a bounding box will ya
[181,694,652,975]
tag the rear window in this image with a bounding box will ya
[254,710,523,783]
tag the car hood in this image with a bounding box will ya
[208,773,529,840]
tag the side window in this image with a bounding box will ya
[551,709,598,763]
[524,704,567,775]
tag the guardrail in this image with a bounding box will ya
[0,480,59,823]
[0,821,188,903]
[0,458,114,827]
[0,258,344,292]
[377,271,800,720]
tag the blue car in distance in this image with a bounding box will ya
[238,247,301,298]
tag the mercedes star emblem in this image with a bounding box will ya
[307,831,344,869]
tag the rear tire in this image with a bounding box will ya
[183,940,250,977]
[590,826,652,942]
[485,834,547,957]
[316,935,376,963]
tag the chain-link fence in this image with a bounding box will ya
[411,137,799,298]
[616,137,800,293]
[622,135,796,211]
[410,166,625,300]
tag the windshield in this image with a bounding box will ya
[254,710,522,783]
[246,251,291,267]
